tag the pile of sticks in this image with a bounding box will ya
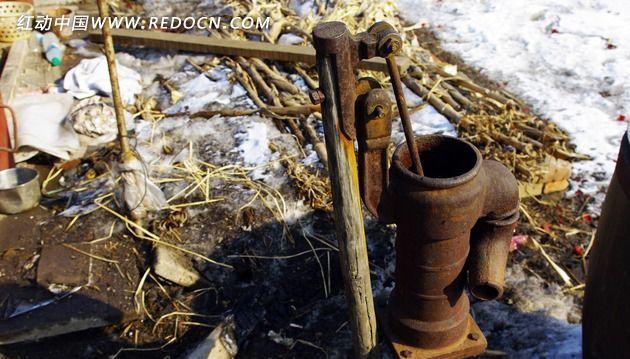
[178,26,328,168]
[109,0,584,192]
[205,0,582,185]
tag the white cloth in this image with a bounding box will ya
[63,56,142,105]
[10,93,81,162]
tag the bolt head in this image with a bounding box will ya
[468,332,480,341]
[374,105,384,116]
[309,89,325,105]
[386,39,401,54]
[400,350,412,358]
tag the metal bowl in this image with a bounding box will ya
[0,167,40,214]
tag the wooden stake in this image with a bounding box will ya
[96,0,130,156]
[317,56,378,359]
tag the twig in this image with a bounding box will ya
[250,58,300,94]
[96,201,233,269]
[237,56,279,106]
[531,238,573,286]
[62,243,119,264]
[88,221,117,244]
[228,248,333,260]
[292,64,319,89]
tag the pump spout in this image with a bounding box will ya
[468,161,520,300]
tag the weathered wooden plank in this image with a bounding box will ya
[317,55,378,358]
[87,29,407,72]
[0,39,28,168]
[0,39,28,104]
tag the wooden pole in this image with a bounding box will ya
[317,56,378,358]
[96,0,131,157]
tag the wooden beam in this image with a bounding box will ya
[87,29,408,72]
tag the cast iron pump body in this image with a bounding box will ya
[313,21,520,358]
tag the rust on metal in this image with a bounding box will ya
[314,20,520,358]
[368,22,423,176]
[386,55,423,176]
[313,21,384,140]
[357,129,519,357]
[382,135,519,355]
[308,88,326,105]
[386,313,487,359]
[355,79,392,219]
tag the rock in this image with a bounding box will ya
[152,245,207,288]
[186,316,238,359]
[36,244,91,288]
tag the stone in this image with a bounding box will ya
[186,316,237,359]
[153,245,207,288]
[36,243,91,288]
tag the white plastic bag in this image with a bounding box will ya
[63,56,142,105]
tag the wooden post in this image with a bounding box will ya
[317,56,378,358]
[96,0,131,156]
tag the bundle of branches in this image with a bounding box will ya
[206,0,583,185]
[117,0,585,205]
[404,64,588,183]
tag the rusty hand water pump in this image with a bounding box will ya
[312,21,520,358]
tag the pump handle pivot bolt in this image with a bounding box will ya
[309,88,326,105]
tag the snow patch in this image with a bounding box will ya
[278,33,305,45]
[392,105,457,145]
[301,144,320,167]
[397,0,629,210]
[473,300,581,358]
[165,74,232,114]
[505,265,580,322]
[469,264,581,357]
[235,120,271,166]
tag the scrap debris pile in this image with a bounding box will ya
[0,0,594,357]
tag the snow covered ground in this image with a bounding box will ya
[397,0,629,211]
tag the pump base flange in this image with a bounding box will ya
[385,314,487,359]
